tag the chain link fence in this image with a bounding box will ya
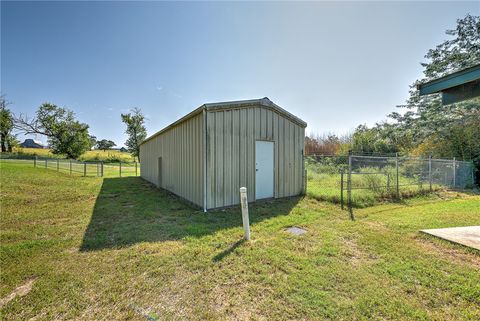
[0,156,140,178]
[305,153,476,220]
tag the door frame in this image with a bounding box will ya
[254,139,275,200]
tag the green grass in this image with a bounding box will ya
[6,147,136,163]
[0,158,139,178]
[1,162,479,320]
[306,167,445,208]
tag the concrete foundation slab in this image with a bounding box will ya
[420,226,480,250]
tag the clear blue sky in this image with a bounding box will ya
[2,1,478,147]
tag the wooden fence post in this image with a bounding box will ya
[84,162,86,177]
[135,161,138,176]
[70,160,72,175]
[57,159,59,171]
[101,162,104,177]
[45,159,48,168]
[120,161,122,177]
[34,156,37,168]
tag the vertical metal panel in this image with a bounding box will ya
[215,111,224,208]
[239,108,248,192]
[232,109,240,205]
[139,113,204,207]
[206,112,216,208]
[273,112,280,198]
[247,108,255,203]
[206,104,305,209]
[224,110,232,205]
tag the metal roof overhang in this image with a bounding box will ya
[417,64,480,105]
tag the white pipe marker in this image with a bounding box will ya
[239,187,250,240]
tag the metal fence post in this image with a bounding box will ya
[429,155,432,192]
[84,162,86,177]
[395,153,399,199]
[45,159,48,168]
[452,157,456,188]
[347,152,354,220]
[304,169,307,195]
[472,163,475,187]
[340,170,344,210]
[120,161,122,177]
[135,161,138,176]
[70,160,72,175]
[387,173,390,194]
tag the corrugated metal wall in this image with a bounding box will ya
[206,105,305,209]
[140,113,204,207]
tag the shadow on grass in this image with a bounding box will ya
[80,177,299,251]
[212,239,246,262]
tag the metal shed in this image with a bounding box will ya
[139,97,307,211]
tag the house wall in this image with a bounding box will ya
[139,112,204,207]
[205,105,305,209]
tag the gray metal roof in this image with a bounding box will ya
[141,97,307,145]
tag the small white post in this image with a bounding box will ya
[239,187,250,241]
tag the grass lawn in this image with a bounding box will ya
[1,162,479,320]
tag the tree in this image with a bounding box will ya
[121,108,147,162]
[96,139,116,151]
[304,133,351,155]
[389,14,480,151]
[386,14,480,182]
[0,95,16,152]
[15,103,93,159]
[350,124,398,155]
[89,135,97,149]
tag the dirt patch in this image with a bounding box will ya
[0,277,37,308]
[415,235,480,268]
[342,237,378,267]
[364,221,389,232]
[342,238,364,267]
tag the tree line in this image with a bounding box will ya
[0,98,147,161]
[306,14,480,177]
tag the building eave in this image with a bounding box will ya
[140,98,307,146]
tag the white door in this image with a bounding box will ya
[255,141,274,199]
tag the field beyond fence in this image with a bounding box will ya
[0,156,140,178]
[305,153,476,217]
